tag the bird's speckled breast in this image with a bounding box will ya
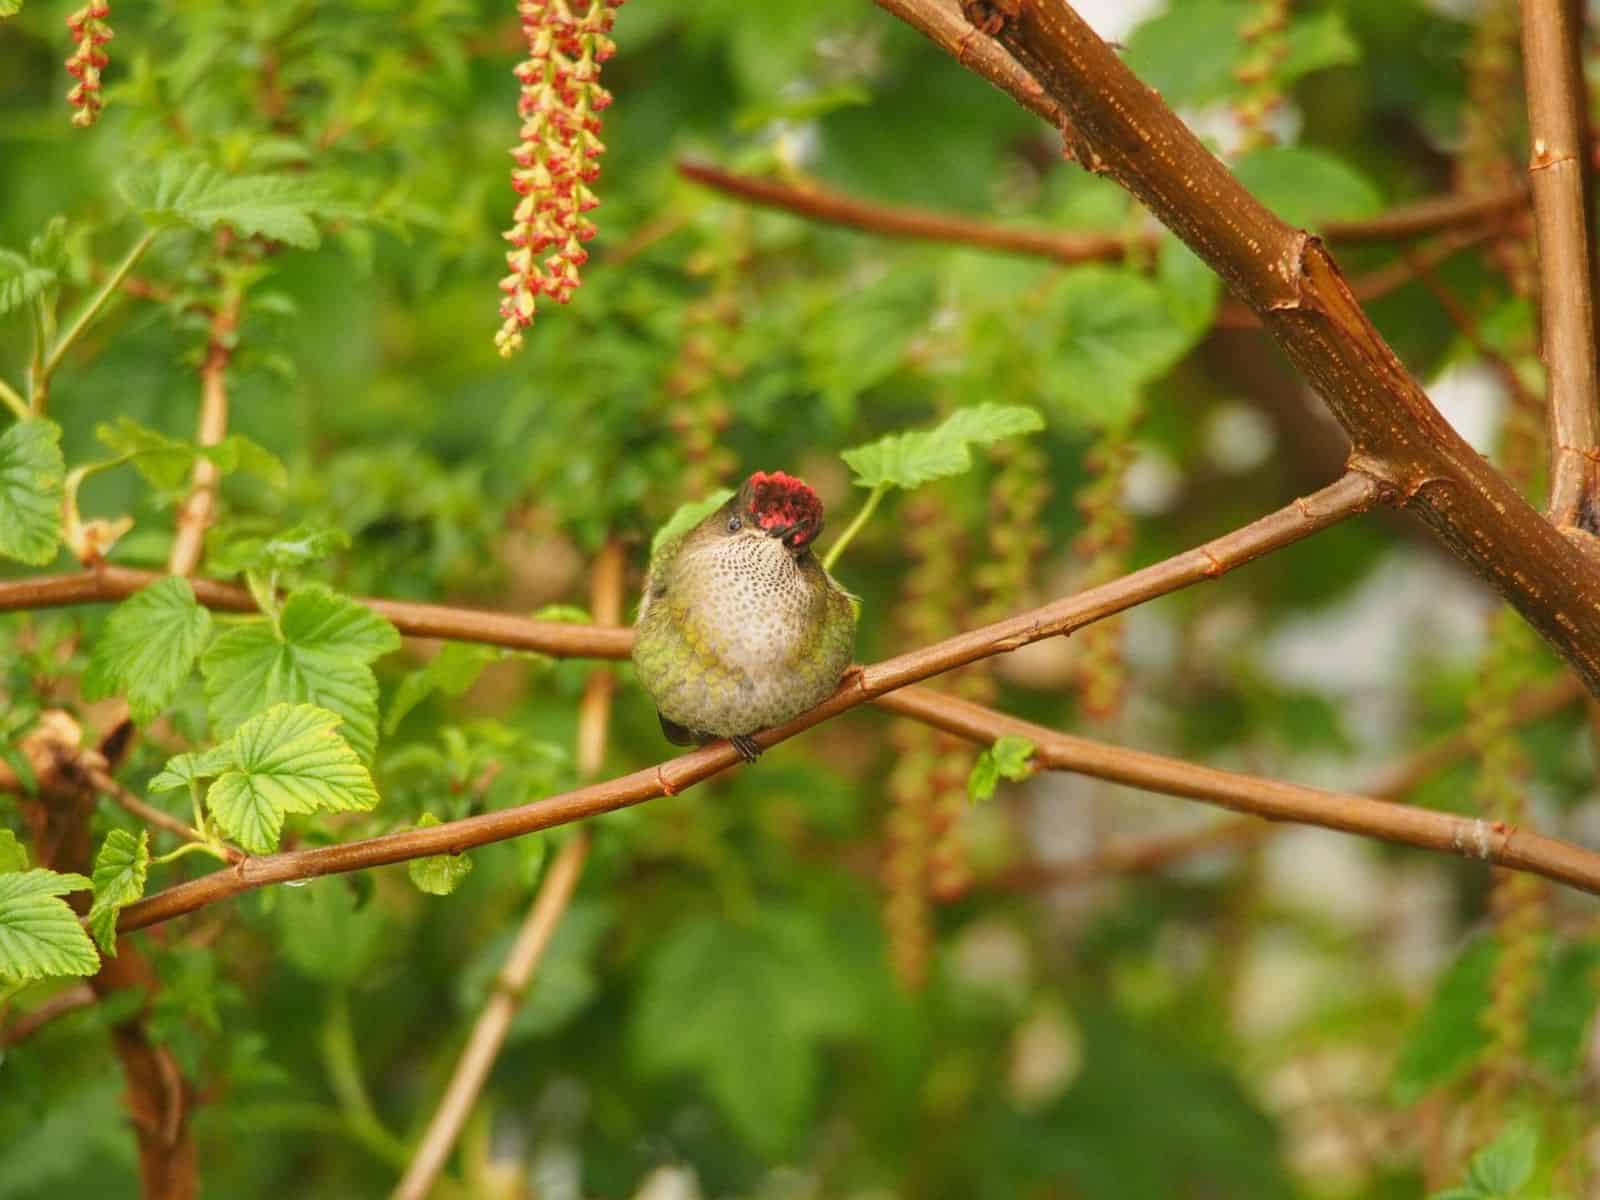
[633,533,855,738]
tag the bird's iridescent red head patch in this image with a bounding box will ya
[739,470,824,548]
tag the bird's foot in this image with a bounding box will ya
[729,734,763,763]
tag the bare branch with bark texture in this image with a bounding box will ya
[1518,0,1600,527]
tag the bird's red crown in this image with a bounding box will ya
[741,470,824,547]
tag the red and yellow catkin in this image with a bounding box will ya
[65,2,113,128]
[495,0,622,357]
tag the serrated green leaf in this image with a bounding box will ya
[1126,2,1358,107]
[87,830,149,955]
[0,419,64,565]
[632,909,860,1154]
[117,158,349,249]
[0,248,55,317]
[203,704,379,854]
[1466,1120,1537,1195]
[1234,146,1383,228]
[1045,267,1193,430]
[81,577,213,723]
[28,217,66,272]
[149,744,234,793]
[649,488,735,559]
[208,523,351,576]
[96,417,288,496]
[968,734,1037,802]
[201,585,399,761]
[1158,236,1222,335]
[842,404,1044,490]
[0,830,28,873]
[406,813,473,896]
[1391,936,1497,1105]
[386,643,503,734]
[0,869,97,983]
[1527,939,1600,1077]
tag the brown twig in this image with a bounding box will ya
[0,983,97,1048]
[1518,0,1600,527]
[876,0,1600,696]
[389,541,624,1200]
[168,290,240,577]
[88,767,243,862]
[75,470,1590,930]
[678,159,1143,265]
[0,564,635,659]
[983,671,1586,892]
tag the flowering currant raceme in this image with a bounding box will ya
[495,0,623,357]
[65,2,113,128]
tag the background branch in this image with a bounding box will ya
[1518,0,1600,527]
[391,540,623,1200]
[167,289,240,576]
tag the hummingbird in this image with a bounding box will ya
[632,471,857,761]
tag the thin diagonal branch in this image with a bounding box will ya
[679,159,1145,264]
[1518,0,1600,527]
[0,983,97,1048]
[168,289,241,576]
[390,540,624,1200]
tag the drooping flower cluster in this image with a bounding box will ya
[65,2,113,128]
[495,0,622,357]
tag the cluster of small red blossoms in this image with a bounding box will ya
[65,2,113,128]
[495,0,623,357]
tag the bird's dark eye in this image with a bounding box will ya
[726,515,742,533]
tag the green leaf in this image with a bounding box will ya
[1465,1120,1537,1196]
[118,158,350,250]
[0,1,22,18]
[1527,939,1600,1077]
[1158,236,1222,336]
[82,577,213,723]
[0,830,27,873]
[1045,266,1194,429]
[458,899,612,1040]
[386,643,504,734]
[1126,2,1358,107]
[0,869,97,983]
[208,523,351,576]
[277,878,389,986]
[406,814,473,896]
[0,419,64,565]
[0,248,54,317]
[203,704,380,854]
[1234,146,1383,228]
[968,734,1037,802]
[202,585,400,761]
[86,830,150,955]
[96,416,287,495]
[149,744,234,793]
[649,488,734,559]
[842,403,1044,490]
[632,909,859,1154]
[1391,936,1497,1105]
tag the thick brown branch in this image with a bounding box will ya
[904,0,1600,695]
[1518,0,1600,526]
